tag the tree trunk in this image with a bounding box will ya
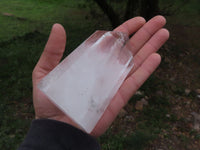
[94,0,120,28]
[124,0,139,21]
[140,0,159,20]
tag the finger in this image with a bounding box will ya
[119,53,161,102]
[92,53,161,136]
[128,15,166,55]
[130,28,169,74]
[114,17,146,36]
[108,53,161,120]
[34,24,66,79]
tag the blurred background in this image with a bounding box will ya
[0,0,200,149]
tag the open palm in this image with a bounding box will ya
[32,16,169,137]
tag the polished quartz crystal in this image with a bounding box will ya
[38,30,134,133]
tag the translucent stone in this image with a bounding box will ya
[38,30,134,133]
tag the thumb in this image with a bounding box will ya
[33,23,66,82]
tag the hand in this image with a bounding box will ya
[32,16,169,137]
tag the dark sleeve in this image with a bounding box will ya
[17,119,101,150]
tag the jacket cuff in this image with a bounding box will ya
[18,119,100,150]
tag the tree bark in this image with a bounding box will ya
[93,0,160,27]
[94,0,120,28]
[140,0,159,20]
[124,0,139,21]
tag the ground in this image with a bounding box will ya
[0,0,200,150]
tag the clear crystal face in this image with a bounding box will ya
[38,30,134,133]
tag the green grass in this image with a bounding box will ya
[100,130,154,150]
[0,0,59,42]
[100,130,124,150]
[0,0,99,43]
[0,31,46,150]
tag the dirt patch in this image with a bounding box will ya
[150,24,200,150]
[159,24,200,89]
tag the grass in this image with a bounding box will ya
[0,0,58,42]
[0,0,200,150]
[0,31,46,149]
[100,130,154,150]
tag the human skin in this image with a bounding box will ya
[32,15,169,137]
